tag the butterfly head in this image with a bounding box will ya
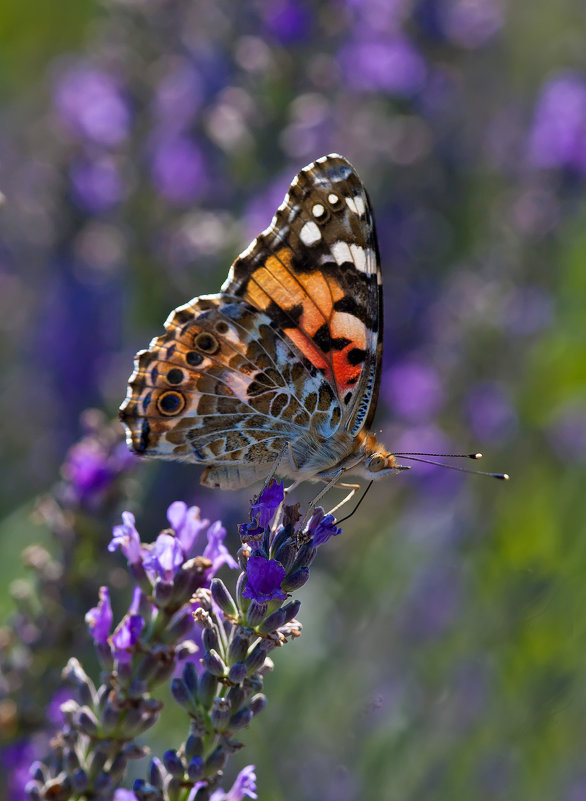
[352,432,403,480]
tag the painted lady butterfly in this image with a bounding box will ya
[120,154,403,499]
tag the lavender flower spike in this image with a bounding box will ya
[242,555,287,603]
[85,586,113,645]
[109,511,143,564]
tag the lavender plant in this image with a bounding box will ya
[23,475,341,800]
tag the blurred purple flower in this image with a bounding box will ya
[528,72,586,173]
[439,0,504,48]
[109,511,143,564]
[62,436,134,506]
[306,508,342,547]
[339,35,426,96]
[209,765,257,801]
[385,359,445,423]
[245,175,293,239]
[263,0,311,43]
[242,555,287,603]
[53,64,131,146]
[167,501,210,555]
[546,400,586,463]
[111,612,145,664]
[150,136,207,205]
[113,792,138,801]
[69,157,124,213]
[342,0,409,33]
[2,740,38,801]
[203,521,239,576]
[46,687,75,727]
[143,532,184,581]
[250,479,285,528]
[153,62,203,132]
[465,382,517,444]
[86,586,113,645]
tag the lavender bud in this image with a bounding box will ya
[163,749,184,777]
[229,707,253,731]
[163,608,195,643]
[273,541,296,572]
[271,526,290,553]
[210,578,238,618]
[210,697,232,731]
[202,626,220,654]
[293,543,317,570]
[96,641,114,669]
[150,653,177,686]
[227,634,249,664]
[128,561,153,595]
[65,748,81,773]
[87,750,108,780]
[282,599,301,624]
[187,755,205,781]
[102,698,121,734]
[24,781,42,801]
[170,564,197,606]
[123,743,149,760]
[29,762,46,783]
[245,642,270,675]
[281,567,310,592]
[149,757,164,789]
[197,671,219,709]
[132,779,161,800]
[62,658,95,707]
[171,677,193,710]
[205,746,227,776]
[71,769,89,793]
[259,608,287,635]
[75,706,99,736]
[109,753,128,783]
[228,662,247,684]
[202,648,226,678]
[249,692,267,716]
[237,544,251,570]
[136,652,160,683]
[245,600,267,627]
[175,640,198,661]
[182,660,198,694]
[236,572,251,614]
[153,579,174,608]
[227,684,247,712]
[94,772,111,794]
[185,734,204,760]
[193,587,212,611]
[258,655,275,675]
[60,699,79,725]
[128,678,149,700]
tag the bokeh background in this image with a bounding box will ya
[1,0,586,798]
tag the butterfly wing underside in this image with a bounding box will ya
[119,154,383,489]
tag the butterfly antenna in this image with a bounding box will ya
[337,481,374,524]
[393,454,509,480]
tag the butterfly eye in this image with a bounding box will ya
[157,391,185,416]
[368,455,386,473]
[194,332,220,354]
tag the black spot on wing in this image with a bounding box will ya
[347,348,366,366]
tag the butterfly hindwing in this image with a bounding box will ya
[223,153,382,437]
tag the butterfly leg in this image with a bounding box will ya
[326,482,361,517]
[297,469,345,536]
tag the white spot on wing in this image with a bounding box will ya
[350,244,367,272]
[328,193,339,204]
[300,221,322,246]
[312,203,325,218]
[346,195,366,216]
[331,240,353,265]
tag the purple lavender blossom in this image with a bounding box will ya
[250,480,285,528]
[439,0,504,49]
[109,511,143,564]
[385,359,445,423]
[142,532,185,581]
[167,501,210,554]
[69,156,125,213]
[113,791,138,801]
[546,400,586,463]
[110,612,145,664]
[62,436,135,507]
[306,508,342,547]
[85,586,113,645]
[150,136,207,205]
[339,35,426,96]
[203,521,239,576]
[153,62,203,132]
[53,63,131,145]
[210,765,258,801]
[242,555,287,603]
[528,72,586,173]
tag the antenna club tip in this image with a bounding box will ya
[502,473,510,481]
[472,452,483,460]
[494,473,510,480]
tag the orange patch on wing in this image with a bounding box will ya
[332,351,361,395]
[283,327,329,372]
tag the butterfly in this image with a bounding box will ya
[119,154,403,504]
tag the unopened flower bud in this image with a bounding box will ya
[71,769,89,793]
[259,608,286,635]
[75,706,99,736]
[163,749,184,777]
[245,642,270,675]
[182,661,198,694]
[245,600,267,627]
[211,578,238,618]
[149,757,164,789]
[230,707,253,730]
[281,599,301,624]
[273,541,296,572]
[62,659,95,707]
[153,579,174,608]
[202,627,219,654]
[281,567,310,592]
[187,756,205,781]
[197,671,218,709]
[171,677,193,710]
[227,634,249,664]
[211,697,232,731]
[24,781,42,801]
[185,734,204,761]
[202,648,226,677]
[249,692,267,716]
[205,746,227,776]
[227,684,247,713]
[228,662,247,684]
